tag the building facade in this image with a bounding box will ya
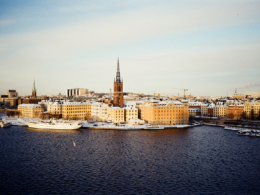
[227,104,244,119]
[244,101,260,120]
[108,107,125,123]
[47,102,62,114]
[62,102,92,120]
[67,88,89,97]
[7,90,18,98]
[91,102,109,121]
[213,105,227,117]
[125,107,138,122]
[189,108,201,116]
[18,104,44,118]
[137,100,189,125]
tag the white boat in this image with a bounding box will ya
[143,125,164,130]
[27,119,83,130]
[0,121,12,128]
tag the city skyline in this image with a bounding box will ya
[0,0,260,96]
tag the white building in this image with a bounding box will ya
[47,101,63,115]
[91,102,109,121]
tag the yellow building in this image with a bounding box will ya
[18,104,44,118]
[244,101,260,119]
[201,104,208,116]
[137,100,189,125]
[108,107,125,123]
[213,105,227,117]
[125,107,138,122]
[253,101,260,119]
[62,102,92,120]
[244,101,252,119]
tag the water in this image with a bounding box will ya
[0,124,260,194]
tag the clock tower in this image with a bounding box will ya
[113,59,123,107]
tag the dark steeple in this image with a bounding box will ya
[32,78,36,93]
[116,58,121,83]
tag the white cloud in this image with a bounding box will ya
[0,0,259,95]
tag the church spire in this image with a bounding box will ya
[32,78,36,93]
[116,58,121,83]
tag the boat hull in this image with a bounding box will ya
[27,122,82,130]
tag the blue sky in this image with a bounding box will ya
[0,0,260,96]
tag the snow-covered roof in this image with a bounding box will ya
[124,107,138,110]
[63,102,92,105]
[109,106,124,109]
[189,108,201,112]
[18,104,42,108]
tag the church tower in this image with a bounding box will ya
[32,78,37,98]
[113,58,124,107]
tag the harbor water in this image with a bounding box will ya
[0,124,260,194]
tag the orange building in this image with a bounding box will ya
[137,100,189,125]
[113,59,124,108]
[227,104,244,119]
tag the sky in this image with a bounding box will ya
[0,0,260,97]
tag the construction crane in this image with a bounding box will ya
[172,88,188,99]
[154,93,174,100]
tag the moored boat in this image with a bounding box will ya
[144,125,164,130]
[27,119,83,130]
[0,121,12,128]
[243,132,251,136]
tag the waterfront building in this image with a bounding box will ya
[62,102,92,120]
[244,101,253,119]
[253,101,260,119]
[113,59,124,108]
[201,104,208,116]
[207,103,215,116]
[108,107,125,123]
[188,101,208,116]
[125,107,138,122]
[91,102,109,121]
[137,100,189,125]
[213,105,227,117]
[32,79,37,98]
[244,101,260,120]
[18,104,44,118]
[227,104,244,119]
